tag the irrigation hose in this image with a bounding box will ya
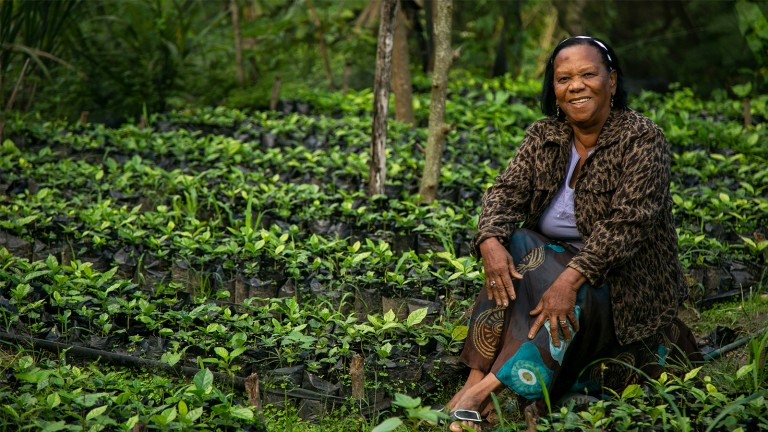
[0,331,397,415]
[701,326,768,362]
[6,326,761,414]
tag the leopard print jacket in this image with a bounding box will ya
[472,109,688,346]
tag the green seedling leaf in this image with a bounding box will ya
[621,384,643,399]
[229,406,254,420]
[407,407,445,423]
[684,366,702,382]
[37,420,68,431]
[451,325,469,341]
[214,347,229,359]
[86,405,108,421]
[746,133,759,146]
[186,407,203,422]
[193,369,214,393]
[125,415,139,429]
[352,251,371,264]
[732,82,752,98]
[392,393,421,409]
[383,309,397,323]
[230,347,246,358]
[22,270,50,283]
[406,308,428,327]
[161,351,182,367]
[736,364,754,379]
[46,393,61,409]
[371,417,403,432]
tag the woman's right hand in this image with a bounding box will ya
[479,237,523,307]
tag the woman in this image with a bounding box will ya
[446,36,701,431]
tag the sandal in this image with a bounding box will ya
[449,409,483,430]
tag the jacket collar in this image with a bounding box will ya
[542,109,624,150]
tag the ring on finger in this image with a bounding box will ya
[559,320,568,326]
[489,280,496,287]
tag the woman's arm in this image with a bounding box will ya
[472,123,545,256]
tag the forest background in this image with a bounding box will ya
[1,0,767,127]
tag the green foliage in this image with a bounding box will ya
[61,0,231,122]
[0,0,81,128]
[735,0,768,82]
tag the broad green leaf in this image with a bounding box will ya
[736,364,754,379]
[47,393,61,408]
[371,417,403,432]
[86,405,108,421]
[392,393,421,409]
[229,406,254,420]
[194,369,213,392]
[383,309,397,323]
[406,307,428,327]
[684,366,702,381]
[125,416,139,428]
[214,347,229,359]
[37,420,68,432]
[452,325,469,341]
[352,251,371,264]
[621,384,643,399]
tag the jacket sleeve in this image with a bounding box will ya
[568,120,671,284]
[471,122,542,256]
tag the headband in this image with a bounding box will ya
[556,36,613,66]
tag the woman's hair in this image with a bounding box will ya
[540,36,628,118]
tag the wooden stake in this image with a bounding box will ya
[270,77,281,111]
[350,353,365,400]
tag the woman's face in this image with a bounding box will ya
[553,44,616,130]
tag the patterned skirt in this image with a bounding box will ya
[460,229,701,401]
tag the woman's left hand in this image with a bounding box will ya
[528,267,585,347]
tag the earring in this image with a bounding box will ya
[556,105,561,118]
[610,96,614,109]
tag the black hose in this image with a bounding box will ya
[0,331,392,414]
[701,328,767,362]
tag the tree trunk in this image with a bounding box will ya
[555,0,587,36]
[369,0,398,197]
[355,0,381,29]
[391,0,415,125]
[230,0,245,87]
[307,0,335,89]
[418,0,453,203]
[492,0,524,78]
[424,0,434,72]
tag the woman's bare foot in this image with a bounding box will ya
[446,368,486,411]
[448,373,504,431]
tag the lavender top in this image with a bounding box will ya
[538,142,590,248]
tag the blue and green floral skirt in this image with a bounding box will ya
[460,229,700,401]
